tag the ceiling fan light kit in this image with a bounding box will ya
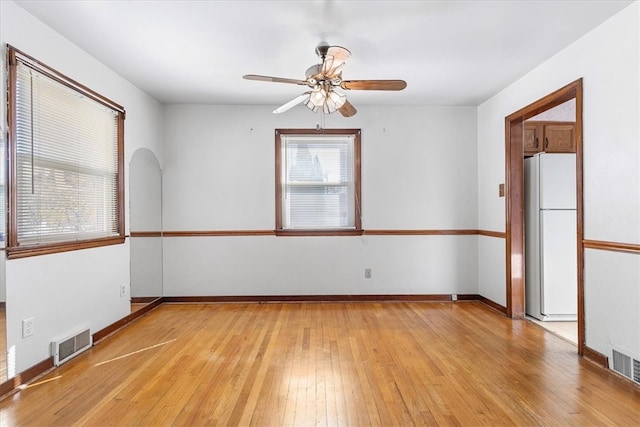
[243,44,407,117]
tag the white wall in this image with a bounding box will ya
[477,2,640,356]
[162,105,479,296]
[0,1,164,373]
[584,250,640,358]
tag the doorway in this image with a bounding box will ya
[504,79,584,355]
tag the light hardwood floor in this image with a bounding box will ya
[1,302,639,426]
[526,317,578,345]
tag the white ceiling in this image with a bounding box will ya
[13,0,634,107]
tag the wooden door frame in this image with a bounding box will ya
[504,79,584,356]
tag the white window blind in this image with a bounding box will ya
[280,134,356,230]
[12,54,121,248]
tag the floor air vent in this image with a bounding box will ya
[51,327,92,366]
[611,347,640,385]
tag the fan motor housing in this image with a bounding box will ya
[315,43,330,58]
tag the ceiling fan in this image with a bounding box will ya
[243,43,407,117]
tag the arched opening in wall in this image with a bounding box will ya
[504,79,584,355]
[129,148,163,311]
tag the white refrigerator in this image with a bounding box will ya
[524,153,577,321]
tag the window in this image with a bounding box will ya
[6,46,125,258]
[275,129,362,236]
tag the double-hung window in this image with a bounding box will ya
[275,129,362,236]
[6,46,125,258]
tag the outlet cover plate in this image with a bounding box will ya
[22,318,34,338]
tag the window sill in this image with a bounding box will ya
[275,229,364,237]
[6,236,126,259]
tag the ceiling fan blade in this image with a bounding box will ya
[338,100,357,117]
[341,80,407,91]
[273,92,311,114]
[326,46,351,64]
[243,74,307,85]
[322,46,351,77]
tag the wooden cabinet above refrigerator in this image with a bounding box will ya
[524,121,576,157]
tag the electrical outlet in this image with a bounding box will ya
[22,318,34,338]
[364,268,372,279]
[120,284,126,297]
[451,294,458,301]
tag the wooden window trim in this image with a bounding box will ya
[5,45,125,259]
[275,128,362,237]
